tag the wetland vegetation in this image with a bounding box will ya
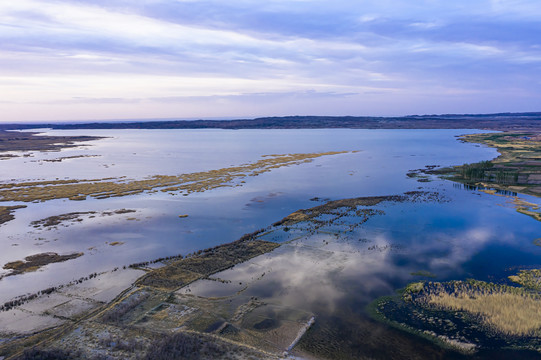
[30,209,136,230]
[373,274,541,354]
[0,205,27,225]
[0,228,283,359]
[0,151,348,205]
[136,236,280,290]
[441,132,541,197]
[365,130,541,356]
[0,130,102,153]
[0,192,422,359]
[1,125,541,359]
[2,252,84,278]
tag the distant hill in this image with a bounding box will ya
[2,113,541,131]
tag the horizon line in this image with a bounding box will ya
[2,111,541,126]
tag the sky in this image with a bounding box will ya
[1,0,540,122]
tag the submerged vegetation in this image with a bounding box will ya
[0,151,349,203]
[410,271,436,278]
[0,192,414,359]
[1,127,540,358]
[0,229,283,359]
[38,154,100,163]
[138,237,279,290]
[273,195,392,227]
[30,209,136,229]
[273,191,445,230]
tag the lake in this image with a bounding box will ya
[1,128,540,358]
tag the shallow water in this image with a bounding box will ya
[1,129,540,345]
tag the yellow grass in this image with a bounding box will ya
[0,151,349,203]
[280,211,310,224]
[0,205,26,225]
[509,269,541,290]
[479,189,498,195]
[512,197,539,210]
[426,289,541,336]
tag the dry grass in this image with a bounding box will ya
[509,269,541,290]
[512,197,539,209]
[516,208,541,221]
[423,284,541,336]
[0,151,348,203]
[0,205,26,225]
[0,130,101,152]
[2,252,84,277]
[511,197,541,221]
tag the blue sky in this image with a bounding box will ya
[1,0,540,122]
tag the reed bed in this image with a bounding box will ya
[418,282,541,336]
[508,269,541,290]
[0,151,348,203]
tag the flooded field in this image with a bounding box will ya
[1,129,541,358]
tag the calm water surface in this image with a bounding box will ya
[1,129,539,339]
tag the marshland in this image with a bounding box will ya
[1,127,541,359]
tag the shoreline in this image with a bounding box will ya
[0,128,540,359]
[0,130,103,154]
[427,131,541,199]
[0,192,427,359]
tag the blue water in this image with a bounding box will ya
[1,128,539,310]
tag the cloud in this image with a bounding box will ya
[0,0,540,121]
